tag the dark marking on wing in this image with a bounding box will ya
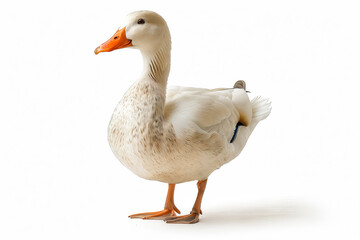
[230,122,245,143]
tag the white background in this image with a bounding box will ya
[1,0,360,239]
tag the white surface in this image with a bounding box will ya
[1,0,359,239]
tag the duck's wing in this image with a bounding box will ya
[165,86,252,142]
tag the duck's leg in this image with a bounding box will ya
[165,179,207,224]
[129,183,180,220]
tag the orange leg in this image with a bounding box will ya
[165,179,207,224]
[129,183,180,220]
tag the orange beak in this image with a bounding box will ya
[94,27,132,55]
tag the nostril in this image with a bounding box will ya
[114,36,118,40]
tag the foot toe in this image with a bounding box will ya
[129,209,177,220]
[165,213,199,224]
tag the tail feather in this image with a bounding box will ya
[227,95,271,161]
[251,96,272,123]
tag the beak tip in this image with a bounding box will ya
[94,46,101,55]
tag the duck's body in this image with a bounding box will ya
[108,80,268,183]
[95,10,271,223]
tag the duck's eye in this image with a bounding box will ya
[137,18,145,24]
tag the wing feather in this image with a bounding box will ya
[165,86,252,142]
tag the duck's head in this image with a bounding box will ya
[94,11,170,55]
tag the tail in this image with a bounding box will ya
[233,80,271,125]
[250,96,272,131]
[226,92,271,161]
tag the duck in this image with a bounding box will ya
[94,10,271,224]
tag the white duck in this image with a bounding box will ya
[95,10,271,224]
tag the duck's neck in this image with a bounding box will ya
[126,39,171,137]
[140,38,171,90]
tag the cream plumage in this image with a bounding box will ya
[95,10,271,224]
